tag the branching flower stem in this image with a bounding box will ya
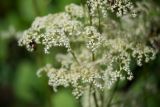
[106,78,120,107]
[64,30,80,66]
[93,90,99,107]
[92,52,95,61]
[70,50,81,65]
[88,85,92,107]
[96,0,101,33]
[86,2,93,25]
[91,52,99,107]
[81,0,85,8]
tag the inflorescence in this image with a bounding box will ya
[18,0,159,99]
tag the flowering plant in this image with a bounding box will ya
[18,0,160,107]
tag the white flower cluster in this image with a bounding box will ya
[36,36,157,98]
[65,3,84,18]
[132,44,157,66]
[18,1,159,100]
[102,38,133,88]
[83,26,102,52]
[86,0,135,17]
[107,0,136,17]
[37,62,103,99]
[18,11,84,53]
[86,0,108,16]
[102,38,157,88]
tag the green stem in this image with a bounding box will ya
[81,0,85,6]
[86,2,93,25]
[89,86,92,107]
[106,79,119,107]
[97,4,101,33]
[92,52,95,61]
[94,0,101,33]
[100,90,104,107]
[70,50,80,65]
[92,51,99,107]
[93,91,99,107]
[32,0,41,16]
[64,31,80,66]
[47,87,53,107]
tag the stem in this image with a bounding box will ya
[106,79,119,107]
[32,0,41,16]
[92,52,95,61]
[81,0,85,6]
[81,0,86,22]
[89,86,92,107]
[86,2,93,25]
[47,87,53,107]
[64,31,80,65]
[89,15,93,25]
[70,50,80,65]
[95,0,101,33]
[100,91,104,107]
[92,51,99,107]
[93,91,99,107]
[97,5,101,33]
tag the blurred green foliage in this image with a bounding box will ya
[0,0,80,107]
